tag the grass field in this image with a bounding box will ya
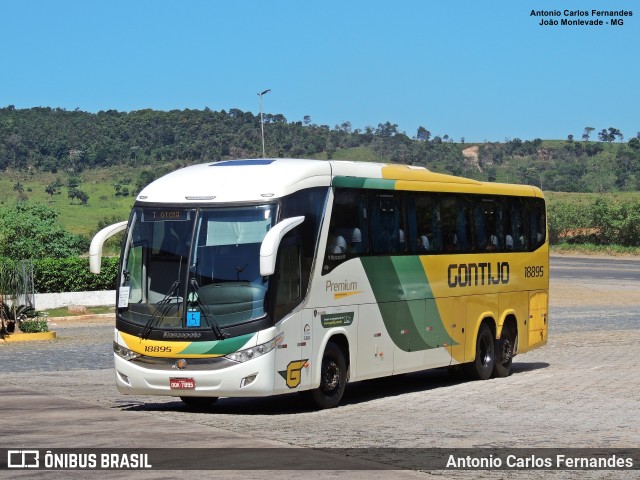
[0,167,137,236]
[2,163,640,257]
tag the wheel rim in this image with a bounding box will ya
[500,338,513,365]
[479,334,493,367]
[321,360,340,392]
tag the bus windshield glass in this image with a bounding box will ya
[119,205,277,333]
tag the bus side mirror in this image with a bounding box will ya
[260,216,305,276]
[89,221,128,274]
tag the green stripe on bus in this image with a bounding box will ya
[361,256,456,352]
[179,333,255,355]
[333,176,396,190]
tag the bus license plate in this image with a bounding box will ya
[170,378,196,390]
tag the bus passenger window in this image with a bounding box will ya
[323,188,368,273]
[370,192,404,254]
[473,198,503,252]
[506,198,526,251]
[527,199,546,250]
[411,192,440,253]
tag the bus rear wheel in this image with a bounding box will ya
[180,396,219,409]
[465,323,495,380]
[493,325,516,378]
[302,342,347,409]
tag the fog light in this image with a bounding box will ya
[117,371,132,386]
[240,373,258,388]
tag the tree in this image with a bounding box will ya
[416,126,431,142]
[582,127,595,141]
[45,184,60,196]
[337,121,352,133]
[75,189,89,205]
[0,261,28,334]
[599,127,623,144]
[375,121,398,137]
[7,133,23,168]
[67,176,81,189]
[68,188,89,204]
[598,129,610,143]
[12,182,24,194]
[0,203,87,259]
[608,127,623,142]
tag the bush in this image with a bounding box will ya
[0,203,88,259]
[547,195,640,247]
[19,318,49,333]
[32,257,118,293]
[0,256,118,293]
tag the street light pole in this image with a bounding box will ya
[258,89,271,158]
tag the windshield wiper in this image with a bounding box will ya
[140,280,181,339]
[189,279,228,339]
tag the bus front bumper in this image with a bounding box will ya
[113,350,277,398]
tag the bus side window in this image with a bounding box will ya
[370,192,404,254]
[274,234,302,321]
[473,197,504,252]
[440,196,458,251]
[507,198,526,251]
[473,202,488,251]
[455,197,471,252]
[406,194,418,253]
[526,198,546,250]
[323,188,368,273]
[410,192,440,253]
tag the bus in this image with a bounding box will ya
[90,159,548,409]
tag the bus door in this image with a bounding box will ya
[393,300,427,374]
[356,303,393,380]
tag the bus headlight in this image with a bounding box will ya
[113,342,140,361]
[225,335,282,363]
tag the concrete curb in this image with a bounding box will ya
[1,331,57,343]
[47,313,115,322]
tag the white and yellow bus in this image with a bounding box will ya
[90,159,548,409]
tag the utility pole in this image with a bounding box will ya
[258,89,271,157]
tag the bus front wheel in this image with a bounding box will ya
[302,342,347,409]
[466,323,495,380]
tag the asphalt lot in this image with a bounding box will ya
[1,255,639,479]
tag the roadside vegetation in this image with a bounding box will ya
[0,106,639,294]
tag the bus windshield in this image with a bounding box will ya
[119,205,277,335]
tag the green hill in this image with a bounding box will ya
[2,106,640,242]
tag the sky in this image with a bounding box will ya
[1,0,638,142]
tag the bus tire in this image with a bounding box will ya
[493,325,515,378]
[180,396,219,409]
[303,342,347,409]
[465,323,495,380]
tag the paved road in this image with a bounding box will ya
[550,254,640,282]
[1,256,638,478]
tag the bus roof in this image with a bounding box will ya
[136,158,543,204]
